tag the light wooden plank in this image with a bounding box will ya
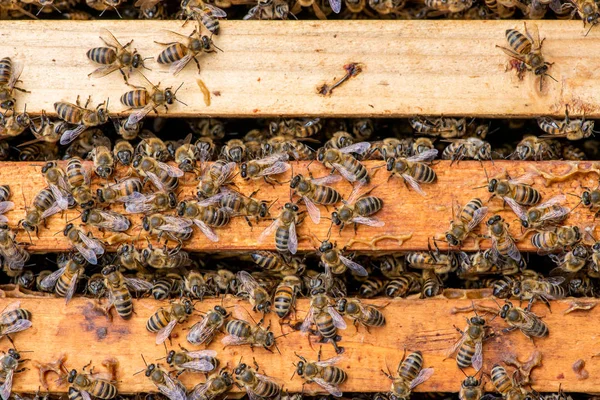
[1,20,599,117]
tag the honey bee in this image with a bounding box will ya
[0,226,29,272]
[0,302,31,340]
[176,198,230,242]
[0,107,30,140]
[54,97,109,145]
[385,273,422,298]
[244,0,290,19]
[180,0,227,34]
[234,362,281,399]
[39,253,87,304]
[187,305,229,346]
[20,187,67,233]
[170,134,200,172]
[538,107,596,140]
[141,243,192,270]
[63,224,104,265]
[240,153,290,184]
[0,348,26,400]
[319,240,368,277]
[147,298,194,344]
[294,352,347,397]
[103,265,152,319]
[140,359,187,400]
[142,213,194,243]
[269,118,323,138]
[510,135,560,161]
[497,23,555,91]
[86,0,126,16]
[551,244,589,274]
[409,117,467,139]
[459,373,484,400]
[132,155,183,192]
[23,110,67,145]
[217,191,272,227]
[67,368,117,400]
[156,30,219,75]
[407,240,457,274]
[381,350,434,400]
[273,274,302,319]
[183,270,209,299]
[125,191,177,214]
[505,195,569,230]
[222,312,276,351]
[423,0,472,14]
[87,145,114,179]
[236,271,271,314]
[499,300,548,339]
[444,198,488,247]
[188,369,233,400]
[301,290,347,354]
[511,276,567,310]
[336,297,385,328]
[87,29,147,82]
[114,118,142,141]
[81,209,131,232]
[66,157,95,209]
[259,202,304,254]
[531,225,581,254]
[97,178,143,204]
[490,364,530,400]
[487,172,541,206]
[446,310,490,371]
[386,149,438,197]
[290,174,342,224]
[442,138,493,163]
[250,251,305,275]
[0,58,29,111]
[550,0,599,35]
[166,348,218,376]
[316,142,371,184]
[121,75,185,125]
[487,215,522,264]
[196,160,237,199]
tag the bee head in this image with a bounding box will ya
[445,233,459,246]
[132,53,142,69]
[8,349,19,359]
[331,211,341,226]
[289,174,301,189]
[265,331,275,347]
[145,364,155,377]
[142,216,150,231]
[164,88,174,105]
[102,265,117,276]
[234,363,247,375]
[336,298,347,313]
[168,192,177,209]
[215,305,227,316]
[166,350,175,364]
[96,189,105,203]
[176,201,187,217]
[257,301,271,314]
[63,223,74,236]
[201,36,211,50]
[488,178,498,192]
[296,361,304,376]
[68,369,78,383]
[258,202,269,218]
[470,316,485,326]
[240,163,248,179]
[81,209,90,223]
[319,240,333,252]
[386,157,395,171]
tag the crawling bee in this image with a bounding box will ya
[88,145,114,179]
[406,240,457,274]
[236,271,271,314]
[166,347,218,376]
[505,195,569,230]
[319,240,368,277]
[196,160,237,199]
[97,178,144,204]
[538,107,596,140]
[290,174,342,224]
[459,373,484,400]
[446,310,491,371]
[336,298,386,328]
[187,305,229,346]
[0,348,26,400]
[19,187,67,234]
[550,244,589,274]
[487,215,522,264]
[140,359,187,400]
[121,75,185,125]
[67,368,117,400]
[103,265,152,320]
[39,253,87,304]
[410,117,467,139]
[443,198,488,247]
[259,202,304,254]
[82,209,131,232]
[423,0,472,14]
[269,118,323,138]
[0,58,29,110]
[66,157,95,209]
[510,135,561,161]
[218,191,272,227]
[125,191,177,215]
[188,369,233,400]
[273,274,302,319]
[531,225,581,254]
[63,224,104,265]
[0,226,30,272]
[141,244,193,270]
[496,22,555,91]
[294,351,347,397]
[244,0,290,19]
[301,289,347,354]
[142,213,194,243]
[222,312,276,351]
[386,149,438,197]
[180,0,227,35]
[234,362,281,399]
[487,172,541,206]
[21,110,66,145]
[385,273,422,298]
[240,153,290,184]
[317,142,371,184]
[54,97,109,145]
[499,300,548,340]
[147,298,194,344]
[0,302,32,341]
[156,29,219,75]
[442,138,493,163]
[87,29,147,82]
[0,107,30,140]
[550,0,599,35]
[251,251,305,275]
[490,364,531,400]
[381,350,434,400]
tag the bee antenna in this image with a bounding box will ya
[274,342,281,355]
[141,354,148,366]
[545,73,558,83]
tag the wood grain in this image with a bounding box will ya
[1,20,600,118]
[2,296,598,394]
[1,160,598,253]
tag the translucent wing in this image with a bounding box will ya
[0,216,7,224]
[300,306,315,333]
[315,356,343,367]
[328,0,341,12]
[312,378,342,397]
[0,201,13,214]
[169,54,193,76]
[402,174,426,197]
[467,206,488,231]
[124,277,153,291]
[80,391,92,400]
[539,206,569,223]
[537,117,562,133]
[125,194,156,214]
[0,302,20,315]
[243,5,259,19]
[288,221,298,254]
[187,318,216,345]
[99,28,125,50]
[7,62,23,90]
[245,388,263,400]
[221,334,250,346]
[499,47,527,62]
[256,153,289,165]
[472,341,483,371]
[333,162,360,183]
[180,360,216,372]
[196,192,229,207]
[311,175,342,186]
[352,216,385,227]
[538,194,566,209]
[303,196,321,225]
[157,375,187,400]
[127,103,154,125]
[327,306,347,329]
[0,368,13,400]
[157,161,184,178]
[339,255,368,276]
[95,210,131,232]
[64,272,79,304]
[237,271,261,293]
[60,125,87,145]
[542,276,566,285]
[193,219,219,242]
[40,266,66,289]
[407,149,438,163]
[41,199,66,220]
[445,331,466,357]
[1,319,31,335]
[258,218,281,243]
[505,197,527,221]
[186,349,218,358]
[89,64,122,79]
[508,172,536,185]
[409,367,434,390]
[161,216,194,231]
[188,382,210,400]
[204,3,227,17]
[215,162,237,186]
[259,161,290,177]
[156,319,178,344]
[78,231,105,255]
[504,237,521,263]
[340,142,371,155]
[74,242,98,265]
[146,172,168,192]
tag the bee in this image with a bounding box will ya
[137,133,170,162]
[0,302,31,340]
[487,173,541,206]
[205,269,237,294]
[385,273,422,298]
[0,58,29,110]
[114,117,142,141]
[0,226,29,272]
[381,350,434,400]
[125,192,177,216]
[444,198,488,247]
[301,290,347,354]
[423,0,472,13]
[386,149,438,197]
[63,224,104,265]
[141,244,193,269]
[87,29,147,82]
[176,199,230,242]
[66,157,95,209]
[406,241,457,274]
[378,255,407,278]
[486,215,522,264]
[54,97,109,145]
[184,270,209,299]
[510,276,566,309]
[490,364,530,400]
[87,145,114,179]
[103,265,152,319]
[496,22,555,91]
[116,243,143,271]
[86,0,125,16]
[121,75,185,125]
[459,373,484,400]
[505,195,569,230]
[171,134,200,172]
[19,187,66,234]
[222,314,276,351]
[357,277,385,298]
[81,209,131,232]
[0,107,31,140]
[0,348,26,400]
[294,352,347,397]
[41,161,70,196]
[218,191,272,227]
[244,0,290,19]
[537,107,596,140]
[151,273,182,300]
[196,160,237,199]
[180,0,227,35]
[332,186,384,233]
[551,244,589,273]
[141,360,187,400]
[458,250,521,281]
[236,271,271,314]
[147,298,194,344]
[39,253,87,304]
[510,135,560,161]
[234,362,281,399]
[550,0,599,35]
[187,369,233,400]
[166,348,218,376]
[336,297,385,328]
[442,138,493,163]
[187,305,229,346]
[316,142,371,184]
[273,274,302,319]
[240,153,290,184]
[156,30,219,75]
[409,116,467,139]
[368,138,403,160]
[250,251,305,275]
[259,202,304,254]
[86,273,106,298]
[24,111,68,145]
[269,118,323,138]
[319,240,368,277]
[562,143,587,161]
[499,300,548,339]
[290,174,342,224]
[421,269,443,298]
[219,139,246,163]
[142,213,193,243]
[13,270,35,290]
[97,178,143,204]
[67,369,117,400]
[531,225,581,253]
[579,184,600,216]
[446,311,490,371]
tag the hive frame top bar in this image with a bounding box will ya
[2,20,600,118]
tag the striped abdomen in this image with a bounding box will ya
[491,365,512,394]
[87,47,117,65]
[0,185,9,203]
[251,251,283,271]
[340,155,368,183]
[202,206,230,227]
[111,286,133,319]
[0,309,31,325]
[253,378,281,398]
[312,185,341,205]
[531,231,557,251]
[147,308,171,332]
[157,43,188,64]
[521,315,548,337]
[152,277,175,300]
[315,311,337,339]
[273,284,295,318]
[356,196,383,216]
[398,351,424,381]
[359,277,385,298]
[321,366,347,384]
[505,29,531,54]
[199,10,220,34]
[226,319,251,338]
[361,305,385,326]
[90,380,118,399]
[66,158,86,188]
[275,225,290,253]
[513,184,541,205]
[0,57,12,86]
[219,192,244,213]
[386,275,422,298]
[68,388,84,400]
[120,90,149,108]
[410,163,436,183]
[55,271,76,297]
[459,198,484,224]
[457,340,476,368]
[55,102,83,124]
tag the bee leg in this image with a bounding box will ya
[193,57,201,74]
[84,96,92,109]
[453,324,465,335]
[331,339,344,354]
[501,326,517,334]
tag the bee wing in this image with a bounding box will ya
[118,192,145,203]
[193,219,219,242]
[7,61,23,90]
[180,360,216,372]
[327,306,347,329]
[401,174,426,197]
[1,319,31,335]
[125,194,155,214]
[237,270,260,293]
[156,319,178,344]
[409,367,434,390]
[472,341,483,371]
[543,276,566,285]
[300,306,315,333]
[146,172,169,192]
[78,231,105,256]
[162,216,194,230]
[169,54,193,76]
[0,368,13,400]
[196,192,229,207]
[49,185,69,210]
[539,206,570,223]
[0,216,7,224]
[328,0,341,12]
[96,210,131,232]
[310,174,342,186]
[499,46,526,62]
[351,216,385,227]
[203,3,227,17]
[505,197,528,221]
[245,388,264,400]
[99,28,124,50]
[538,194,566,209]
[185,349,218,358]
[256,153,288,165]
[340,142,371,155]
[407,149,438,163]
[64,271,80,304]
[124,277,153,291]
[89,64,122,79]
[259,161,290,177]
[258,218,282,243]
[0,201,13,215]
[243,5,260,19]
[288,221,298,254]
[187,318,216,345]
[508,173,536,185]
[505,237,522,263]
[445,331,467,357]
[158,161,184,178]
[74,243,98,265]
[157,376,187,400]
[221,334,250,346]
[332,163,360,183]
[339,255,368,276]
[60,125,87,145]
[188,382,210,400]
[40,266,67,289]
[315,356,343,367]
[467,206,488,231]
[216,162,237,186]
[303,196,321,225]
[537,116,562,133]
[0,302,20,314]
[312,378,342,397]
[127,104,154,126]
